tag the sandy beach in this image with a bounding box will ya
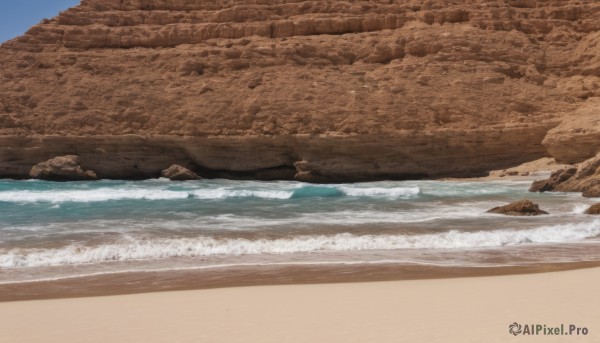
[3,0,600,342]
[1,267,598,343]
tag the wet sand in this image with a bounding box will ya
[1,266,598,343]
[2,261,600,302]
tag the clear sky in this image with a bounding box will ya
[0,0,81,43]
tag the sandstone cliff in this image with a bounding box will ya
[1,0,599,181]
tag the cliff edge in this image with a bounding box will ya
[1,0,599,181]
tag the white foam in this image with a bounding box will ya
[0,189,189,203]
[0,260,513,285]
[3,220,600,268]
[190,188,291,200]
[0,185,423,203]
[339,186,420,198]
[573,204,591,215]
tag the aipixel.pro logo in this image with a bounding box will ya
[509,322,589,336]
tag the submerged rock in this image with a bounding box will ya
[584,204,600,215]
[161,164,201,181]
[487,200,548,216]
[29,155,98,181]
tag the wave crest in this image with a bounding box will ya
[3,220,599,268]
[0,185,421,203]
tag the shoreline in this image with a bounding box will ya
[2,260,600,302]
[1,266,599,342]
[1,168,594,303]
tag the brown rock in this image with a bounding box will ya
[583,186,600,198]
[487,200,549,216]
[542,99,600,164]
[161,164,200,181]
[529,167,577,192]
[529,179,551,193]
[1,1,600,180]
[530,154,600,194]
[29,155,97,181]
[584,204,600,215]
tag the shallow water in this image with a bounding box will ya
[1,178,599,283]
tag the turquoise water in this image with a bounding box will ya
[1,178,599,282]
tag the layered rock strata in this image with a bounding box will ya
[1,0,600,181]
[0,131,550,181]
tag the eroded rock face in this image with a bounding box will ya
[161,164,200,181]
[487,200,548,216]
[529,167,578,192]
[1,0,600,180]
[529,154,600,194]
[542,89,600,164]
[29,155,98,181]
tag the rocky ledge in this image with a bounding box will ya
[1,0,600,181]
[530,153,600,196]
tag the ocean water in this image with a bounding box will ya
[1,178,600,283]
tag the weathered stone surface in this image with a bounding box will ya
[584,203,600,215]
[529,167,578,192]
[487,200,549,216]
[1,0,600,180]
[530,154,600,194]
[29,155,97,181]
[161,164,200,181]
[542,99,600,164]
[0,133,549,181]
[583,186,600,198]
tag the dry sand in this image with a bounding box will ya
[442,157,574,182]
[1,267,598,343]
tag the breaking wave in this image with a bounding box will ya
[3,220,599,268]
[0,185,420,203]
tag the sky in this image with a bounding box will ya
[0,0,80,43]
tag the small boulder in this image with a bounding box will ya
[29,155,98,181]
[584,204,600,215]
[161,164,200,181]
[529,179,550,192]
[487,200,549,216]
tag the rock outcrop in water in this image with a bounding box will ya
[487,200,548,216]
[2,0,600,181]
[530,153,600,195]
[161,164,201,181]
[584,204,600,214]
[583,187,600,198]
[529,167,578,192]
[29,155,98,181]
